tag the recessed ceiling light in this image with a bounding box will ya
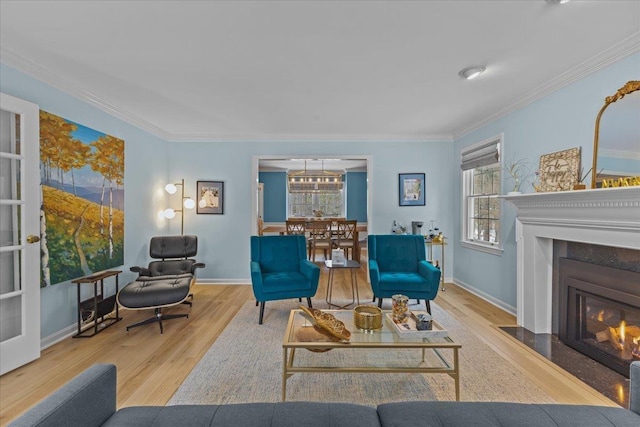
[546,0,570,4]
[458,66,486,80]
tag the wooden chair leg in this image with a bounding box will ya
[426,300,431,314]
[307,297,313,308]
[378,298,383,308]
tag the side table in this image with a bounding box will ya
[72,270,122,338]
[324,260,361,309]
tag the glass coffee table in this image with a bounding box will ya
[282,309,461,401]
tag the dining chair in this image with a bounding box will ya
[285,219,307,236]
[333,219,358,260]
[307,219,333,262]
[257,216,264,236]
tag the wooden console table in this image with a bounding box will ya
[72,270,122,338]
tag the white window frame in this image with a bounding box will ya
[460,134,504,256]
[287,189,345,218]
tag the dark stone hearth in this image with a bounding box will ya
[501,326,629,407]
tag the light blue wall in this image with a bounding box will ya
[164,140,454,281]
[452,52,640,313]
[1,63,169,339]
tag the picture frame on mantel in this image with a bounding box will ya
[196,181,224,214]
[398,173,425,206]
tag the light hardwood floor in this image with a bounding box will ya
[0,263,618,425]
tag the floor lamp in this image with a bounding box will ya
[162,178,195,235]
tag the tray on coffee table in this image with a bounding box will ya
[385,311,448,338]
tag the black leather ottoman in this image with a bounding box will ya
[117,273,194,333]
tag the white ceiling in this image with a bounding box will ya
[1,1,639,142]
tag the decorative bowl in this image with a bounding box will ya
[353,305,382,331]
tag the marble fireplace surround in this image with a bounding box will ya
[505,187,640,334]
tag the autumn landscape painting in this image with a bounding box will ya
[39,111,124,286]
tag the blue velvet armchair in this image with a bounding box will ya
[250,235,320,324]
[368,234,441,313]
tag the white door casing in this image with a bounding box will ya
[0,92,41,375]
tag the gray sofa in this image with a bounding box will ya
[10,362,640,426]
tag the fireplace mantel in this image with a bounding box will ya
[505,187,640,334]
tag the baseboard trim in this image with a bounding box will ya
[196,279,250,285]
[41,324,76,350]
[451,278,517,317]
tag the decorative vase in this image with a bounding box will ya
[391,294,409,322]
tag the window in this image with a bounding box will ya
[461,135,502,254]
[288,191,344,217]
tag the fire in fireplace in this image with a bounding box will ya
[559,258,640,377]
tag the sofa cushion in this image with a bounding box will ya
[104,402,381,427]
[377,401,640,427]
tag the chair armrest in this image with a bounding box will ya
[191,262,206,273]
[418,260,441,284]
[9,364,117,427]
[299,259,320,282]
[130,266,151,276]
[250,261,263,286]
[368,260,380,286]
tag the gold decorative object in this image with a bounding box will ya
[299,306,351,341]
[431,232,445,244]
[353,305,382,330]
[293,326,337,352]
[591,80,640,189]
[537,147,581,192]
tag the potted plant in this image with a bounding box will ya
[504,157,534,195]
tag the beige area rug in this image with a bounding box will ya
[168,298,555,407]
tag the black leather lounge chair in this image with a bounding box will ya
[117,235,205,333]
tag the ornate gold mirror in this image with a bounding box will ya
[591,80,640,189]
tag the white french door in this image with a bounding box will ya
[0,93,41,375]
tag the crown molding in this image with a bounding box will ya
[453,32,640,140]
[165,132,453,143]
[1,47,453,143]
[3,29,638,144]
[1,47,171,140]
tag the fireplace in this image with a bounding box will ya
[505,187,640,335]
[559,258,640,376]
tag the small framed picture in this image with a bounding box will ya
[398,173,425,206]
[196,181,224,214]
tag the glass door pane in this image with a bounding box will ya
[0,108,24,343]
